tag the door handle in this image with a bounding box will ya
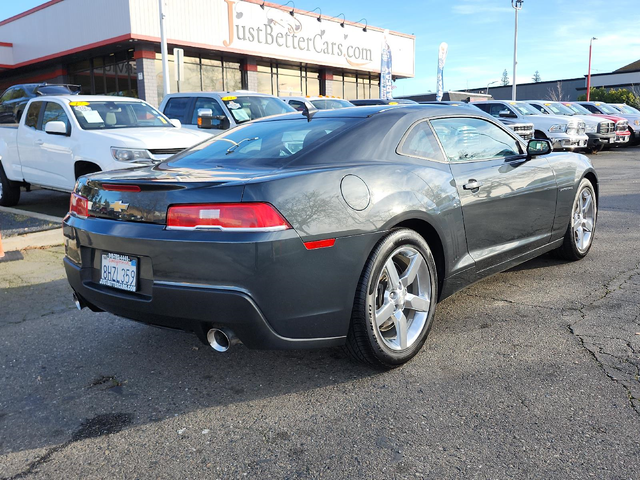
[463,179,483,190]
[35,139,44,145]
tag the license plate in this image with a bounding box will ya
[100,253,138,292]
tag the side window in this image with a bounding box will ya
[25,101,43,128]
[431,117,522,163]
[582,104,598,114]
[288,100,306,112]
[13,88,26,100]
[163,97,192,123]
[489,103,515,117]
[191,97,226,126]
[530,104,545,113]
[41,102,70,132]
[0,88,13,103]
[398,121,445,161]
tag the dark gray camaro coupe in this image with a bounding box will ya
[64,105,598,367]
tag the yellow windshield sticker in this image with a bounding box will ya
[544,103,551,106]
[221,96,237,101]
[509,102,516,105]
[158,117,168,124]
[388,101,398,105]
[595,103,601,105]
[69,101,90,107]
[451,103,459,106]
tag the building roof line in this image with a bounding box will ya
[240,0,415,39]
[0,0,64,27]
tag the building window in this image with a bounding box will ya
[68,50,137,97]
[329,72,379,100]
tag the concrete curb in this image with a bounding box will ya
[2,228,64,252]
[0,205,64,223]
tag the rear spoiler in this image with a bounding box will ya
[34,83,82,96]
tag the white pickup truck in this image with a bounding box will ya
[0,95,211,206]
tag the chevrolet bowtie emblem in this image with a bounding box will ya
[111,201,129,213]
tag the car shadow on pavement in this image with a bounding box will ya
[0,280,381,455]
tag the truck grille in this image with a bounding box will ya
[598,122,614,134]
[513,125,530,132]
[566,123,584,135]
[148,148,185,155]
[616,121,628,133]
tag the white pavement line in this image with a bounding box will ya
[0,205,64,223]
[2,228,64,251]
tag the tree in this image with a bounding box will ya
[548,81,566,102]
[532,71,541,82]
[577,87,640,108]
[501,69,509,86]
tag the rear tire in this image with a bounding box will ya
[345,229,438,368]
[0,162,20,207]
[554,178,596,261]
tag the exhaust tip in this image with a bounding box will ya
[72,292,83,311]
[207,328,230,352]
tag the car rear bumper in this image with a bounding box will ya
[63,216,381,349]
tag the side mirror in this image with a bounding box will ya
[170,118,182,128]
[499,109,517,118]
[214,115,230,130]
[197,108,214,129]
[527,139,552,157]
[44,121,69,136]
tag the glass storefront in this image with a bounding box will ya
[154,53,242,102]
[69,50,137,97]
[330,72,379,100]
[256,63,319,97]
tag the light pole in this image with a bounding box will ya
[586,37,597,101]
[486,80,499,95]
[511,0,523,101]
[159,0,170,97]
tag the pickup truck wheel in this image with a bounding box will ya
[0,163,20,207]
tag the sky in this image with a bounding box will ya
[3,0,640,96]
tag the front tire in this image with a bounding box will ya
[554,178,597,261]
[0,162,20,207]
[346,229,438,368]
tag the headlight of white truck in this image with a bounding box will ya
[111,147,152,162]
[585,124,597,133]
[549,124,568,133]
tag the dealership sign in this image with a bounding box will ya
[216,0,414,77]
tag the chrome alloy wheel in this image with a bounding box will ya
[372,246,431,351]
[572,184,596,254]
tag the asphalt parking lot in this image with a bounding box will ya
[1,147,639,479]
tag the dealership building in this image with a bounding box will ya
[0,0,415,106]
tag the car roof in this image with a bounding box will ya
[253,104,492,122]
[34,95,146,103]
[164,91,278,99]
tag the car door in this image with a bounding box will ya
[431,116,557,272]
[18,101,46,184]
[24,101,74,190]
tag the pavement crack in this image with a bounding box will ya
[461,292,562,311]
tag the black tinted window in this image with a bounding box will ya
[399,121,445,161]
[288,100,306,112]
[431,117,521,163]
[42,102,69,132]
[582,104,599,114]
[191,97,226,125]
[165,118,361,169]
[163,97,192,123]
[25,101,42,128]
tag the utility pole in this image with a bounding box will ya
[511,0,523,101]
[586,37,597,101]
[159,0,170,97]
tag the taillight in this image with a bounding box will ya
[166,203,291,231]
[69,193,90,219]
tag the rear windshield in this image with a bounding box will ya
[311,99,354,109]
[164,117,362,169]
[70,101,173,130]
[37,85,77,95]
[221,96,294,124]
